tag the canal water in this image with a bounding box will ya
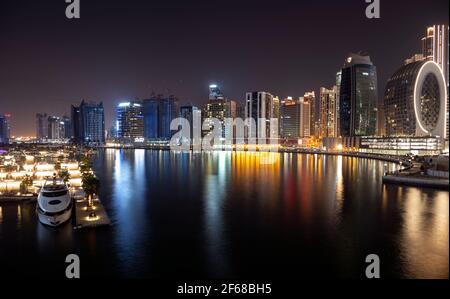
[0,149,448,279]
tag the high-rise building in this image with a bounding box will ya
[71,100,105,145]
[245,91,277,141]
[36,113,48,140]
[319,86,337,138]
[299,97,311,138]
[180,105,199,141]
[335,71,342,137]
[143,97,160,139]
[384,60,447,137]
[204,85,236,138]
[61,115,72,139]
[280,97,301,140]
[142,95,179,140]
[303,92,317,137]
[422,25,449,84]
[116,101,144,140]
[47,116,62,140]
[158,96,179,140]
[339,53,378,137]
[421,25,449,139]
[0,114,11,144]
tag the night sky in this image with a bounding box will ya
[0,0,448,136]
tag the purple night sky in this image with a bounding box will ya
[0,0,448,136]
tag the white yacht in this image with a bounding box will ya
[37,177,73,227]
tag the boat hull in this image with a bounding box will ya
[37,208,72,227]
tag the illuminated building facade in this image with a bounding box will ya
[116,101,144,141]
[71,100,105,145]
[0,114,11,144]
[280,97,301,140]
[245,91,278,141]
[36,113,48,140]
[319,86,337,138]
[303,91,317,138]
[204,85,236,138]
[384,60,447,138]
[422,25,449,140]
[339,53,378,137]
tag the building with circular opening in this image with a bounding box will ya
[384,60,447,138]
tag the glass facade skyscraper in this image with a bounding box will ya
[158,96,179,140]
[71,100,105,145]
[339,53,378,137]
[143,98,159,139]
[384,60,447,138]
[142,95,179,140]
[245,91,277,141]
[0,114,10,144]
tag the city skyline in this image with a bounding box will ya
[0,0,448,136]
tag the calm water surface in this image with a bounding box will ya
[0,149,448,279]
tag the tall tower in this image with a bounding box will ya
[116,101,144,141]
[0,114,11,144]
[338,53,378,137]
[335,71,342,136]
[245,91,276,141]
[422,25,449,139]
[303,91,316,137]
[319,86,337,138]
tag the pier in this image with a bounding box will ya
[72,190,111,229]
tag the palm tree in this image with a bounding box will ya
[20,175,33,194]
[82,172,99,198]
[59,169,71,183]
[79,155,91,174]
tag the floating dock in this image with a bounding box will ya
[73,191,111,230]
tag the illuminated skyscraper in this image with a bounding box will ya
[116,100,144,140]
[245,91,277,141]
[384,60,447,138]
[204,85,235,138]
[335,71,342,136]
[47,115,62,140]
[299,97,311,138]
[36,113,48,140]
[209,84,225,100]
[319,86,337,138]
[303,91,317,137]
[422,25,449,84]
[422,25,449,139]
[142,95,179,140]
[180,105,200,141]
[143,96,160,139]
[71,100,105,145]
[0,114,11,144]
[280,97,301,141]
[339,53,378,137]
